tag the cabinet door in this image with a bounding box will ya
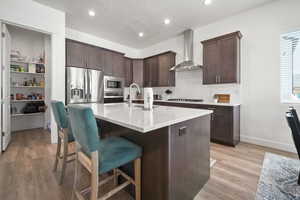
[219,36,238,83]
[124,58,133,87]
[202,40,219,84]
[211,108,232,144]
[87,46,104,70]
[132,59,144,87]
[170,117,210,200]
[170,124,187,200]
[143,59,151,87]
[144,57,159,87]
[150,57,159,87]
[66,39,86,68]
[112,53,125,77]
[103,50,113,76]
[158,53,176,86]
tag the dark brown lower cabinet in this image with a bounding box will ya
[99,114,210,200]
[133,100,240,146]
[169,117,210,200]
[104,98,124,104]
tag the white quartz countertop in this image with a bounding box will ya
[132,99,240,107]
[81,103,212,133]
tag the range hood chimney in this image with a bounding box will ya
[170,29,202,72]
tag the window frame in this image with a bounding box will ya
[280,29,300,104]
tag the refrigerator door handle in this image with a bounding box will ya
[84,69,88,100]
[87,70,92,100]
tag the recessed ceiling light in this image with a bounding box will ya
[88,10,96,17]
[138,32,144,37]
[203,0,212,5]
[164,18,171,25]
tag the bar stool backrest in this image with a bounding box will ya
[68,105,100,154]
[286,111,300,159]
[51,100,69,129]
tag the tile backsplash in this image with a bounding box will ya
[124,70,241,103]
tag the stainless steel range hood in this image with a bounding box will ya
[170,29,202,72]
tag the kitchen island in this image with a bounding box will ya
[82,103,212,200]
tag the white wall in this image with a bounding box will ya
[139,0,300,152]
[9,25,45,60]
[66,28,140,58]
[0,0,66,143]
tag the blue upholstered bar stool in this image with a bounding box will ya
[68,105,142,200]
[51,100,75,184]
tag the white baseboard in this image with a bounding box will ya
[240,135,296,153]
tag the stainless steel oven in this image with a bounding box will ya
[104,76,124,98]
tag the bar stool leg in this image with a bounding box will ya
[72,146,82,200]
[90,151,99,200]
[60,133,69,185]
[134,158,141,200]
[53,135,62,172]
[113,168,118,186]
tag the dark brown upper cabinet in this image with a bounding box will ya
[124,57,133,87]
[112,52,125,78]
[103,50,125,77]
[158,52,176,87]
[143,58,151,87]
[103,49,114,76]
[66,39,126,77]
[143,51,176,87]
[66,39,86,68]
[143,56,158,87]
[132,59,144,87]
[66,39,104,70]
[86,46,104,70]
[201,31,242,85]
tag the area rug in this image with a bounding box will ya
[210,158,216,168]
[255,153,300,200]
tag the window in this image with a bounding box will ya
[281,30,300,103]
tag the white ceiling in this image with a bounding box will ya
[34,0,277,49]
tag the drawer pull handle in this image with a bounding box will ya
[179,126,187,136]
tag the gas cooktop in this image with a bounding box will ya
[167,98,204,102]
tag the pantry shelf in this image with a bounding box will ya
[11,60,45,65]
[11,112,45,117]
[11,99,45,103]
[11,86,44,88]
[11,71,45,76]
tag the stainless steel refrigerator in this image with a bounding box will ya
[66,67,104,104]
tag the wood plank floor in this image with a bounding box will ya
[0,128,297,200]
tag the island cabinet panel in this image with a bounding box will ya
[132,59,144,86]
[169,116,210,200]
[124,57,133,87]
[202,31,242,84]
[98,115,210,200]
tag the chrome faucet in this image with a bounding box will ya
[128,83,141,107]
